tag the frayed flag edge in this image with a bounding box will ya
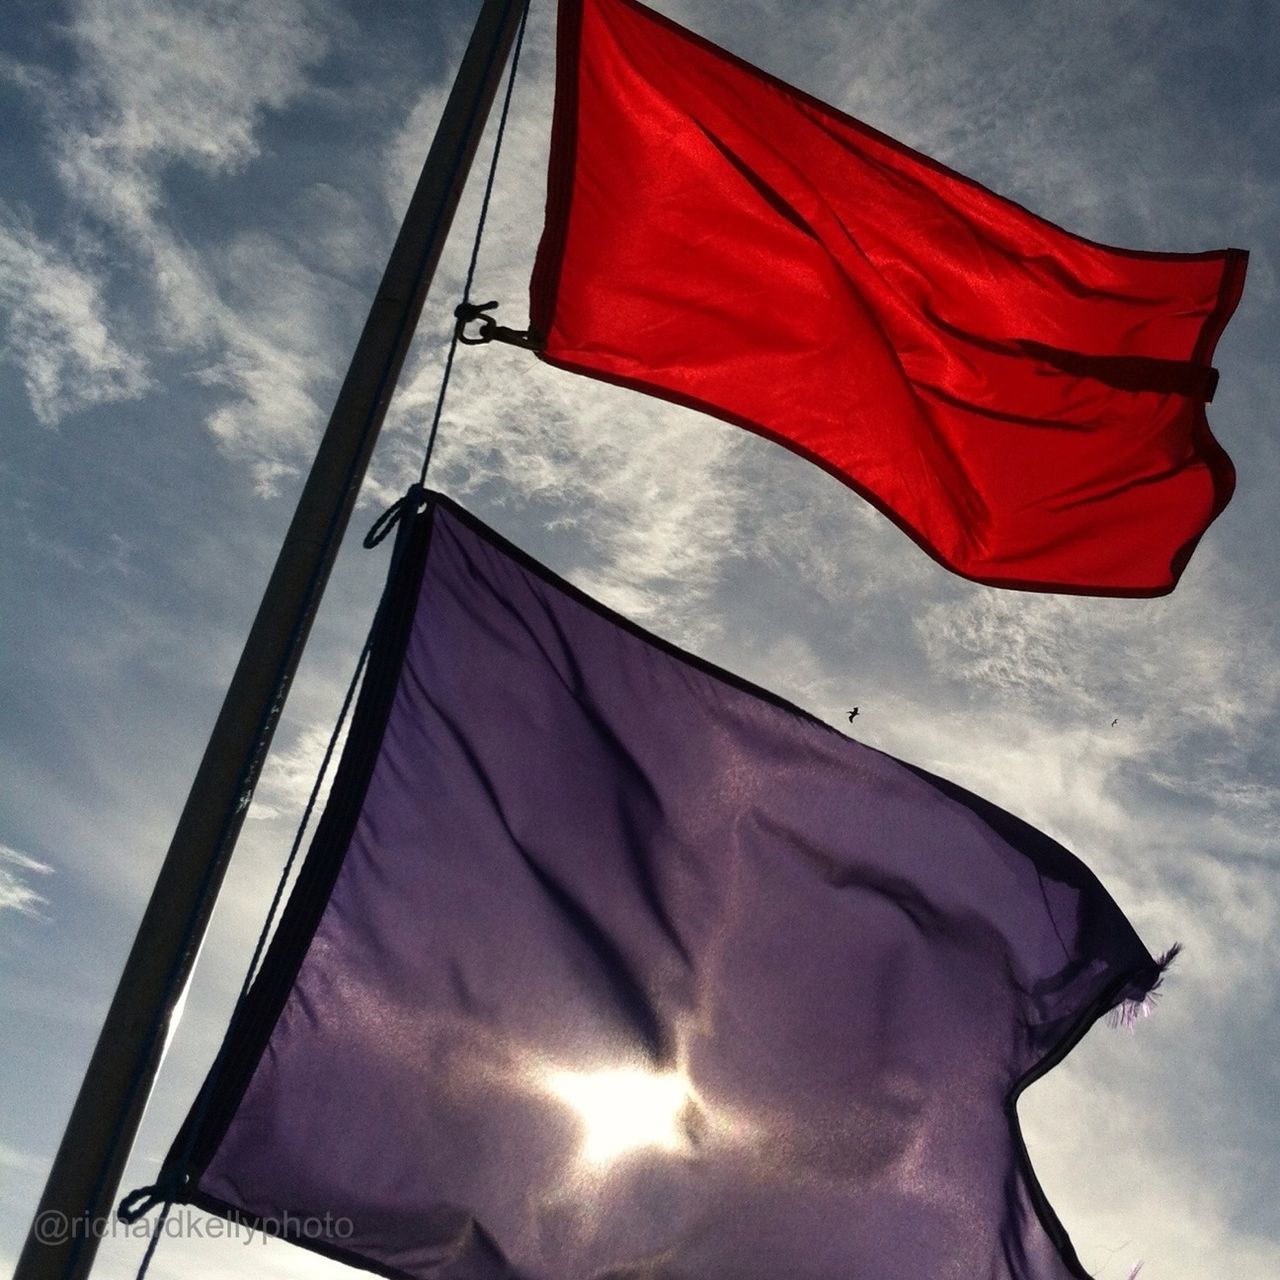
[1107,943,1182,1032]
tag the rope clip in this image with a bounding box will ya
[363,484,428,549]
[454,300,538,350]
[118,1168,185,1223]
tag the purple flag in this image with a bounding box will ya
[151,492,1172,1279]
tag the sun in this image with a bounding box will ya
[545,1066,695,1165]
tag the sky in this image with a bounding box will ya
[0,0,1276,1277]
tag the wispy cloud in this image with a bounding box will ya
[251,720,349,824]
[66,0,334,175]
[912,553,1280,843]
[0,211,150,423]
[2,0,345,487]
[0,3,1274,1276]
[0,1139,42,1174]
[38,0,337,293]
[191,230,349,493]
[0,843,53,919]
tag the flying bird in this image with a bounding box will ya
[848,708,859,722]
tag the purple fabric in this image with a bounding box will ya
[191,496,1166,1280]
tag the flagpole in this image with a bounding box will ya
[14,4,529,1276]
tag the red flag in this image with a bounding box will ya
[531,0,1248,595]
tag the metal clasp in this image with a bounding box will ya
[454,300,538,350]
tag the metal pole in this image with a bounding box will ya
[14,3,528,1276]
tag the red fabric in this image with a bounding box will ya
[531,0,1248,595]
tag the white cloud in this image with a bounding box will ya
[57,0,343,484]
[0,843,53,919]
[911,555,1280,848]
[42,0,336,265]
[0,1139,42,1174]
[381,341,754,641]
[251,720,349,824]
[1022,1040,1280,1280]
[289,183,383,283]
[190,230,349,492]
[914,577,1275,728]
[0,212,150,423]
[383,84,451,227]
[2,0,343,482]
[67,0,333,175]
